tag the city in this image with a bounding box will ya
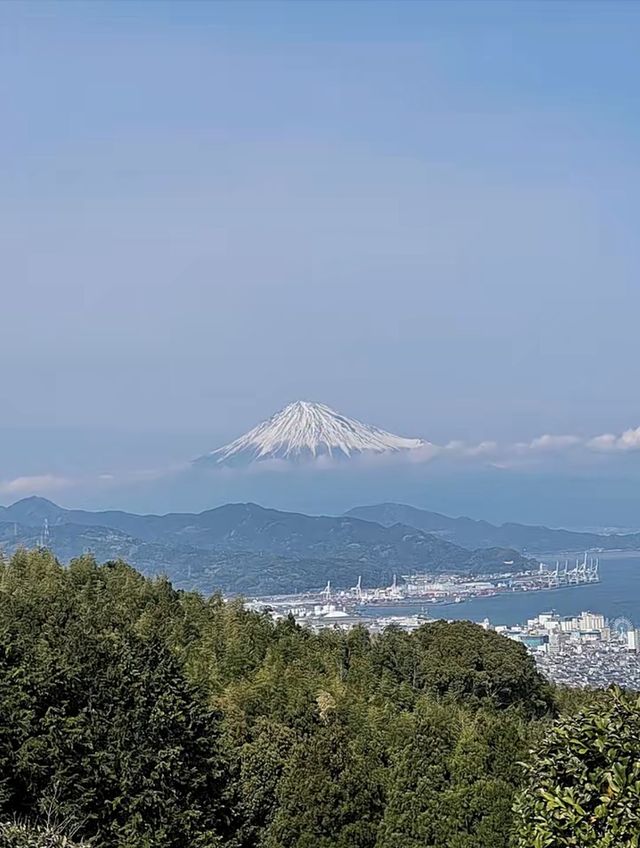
[248,587,640,690]
[499,611,640,690]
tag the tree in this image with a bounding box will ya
[377,701,528,848]
[0,552,232,848]
[0,821,83,847]
[375,702,456,848]
[233,718,301,848]
[265,719,386,848]
[0,549,566,848]
[414,620,553,715]
[0,632,231,848]
[513,687,640,847]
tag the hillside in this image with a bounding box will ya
[0,498,530,593]
[0,549,554,848]
[345,503,640,553]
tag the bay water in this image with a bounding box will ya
[360,552,640,628]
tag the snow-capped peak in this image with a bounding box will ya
[195,400,430,467]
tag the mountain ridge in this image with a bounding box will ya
[0,497,531,593]
[7,496,640,554]
[345,502,640,553]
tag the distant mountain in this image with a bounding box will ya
[0,497,530,594]
[345,503,640,553]
[193,400,430,467]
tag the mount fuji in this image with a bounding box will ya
[194,401,430,468]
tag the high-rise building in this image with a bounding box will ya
[579,611,606,632]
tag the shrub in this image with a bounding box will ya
[513,687,640,847]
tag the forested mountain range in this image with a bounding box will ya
[0,497,528,594]
[346,502,640,553]
[3,495,637,597]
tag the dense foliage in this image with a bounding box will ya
[514,687,640,847]
[0,549,558,846]
[0,821,83,847]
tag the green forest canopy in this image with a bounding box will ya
[0,549,635,847]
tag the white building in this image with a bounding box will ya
[578,611,606,632]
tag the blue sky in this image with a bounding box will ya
[2,1,640,519]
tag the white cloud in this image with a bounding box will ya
[0,475,73,495]
[586,433,618,451]
[443,440,499,458]
[507,425,640,461]
[519,434,583,453]
[5,422,640,497]
[427,425,640,467]
[587,427,640,452]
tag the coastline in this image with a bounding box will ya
[358,577,600,612]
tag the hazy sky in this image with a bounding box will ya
[2,1,640,513]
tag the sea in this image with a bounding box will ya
[360,552,640,628]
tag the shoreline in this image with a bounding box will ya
[358,580,598,612]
